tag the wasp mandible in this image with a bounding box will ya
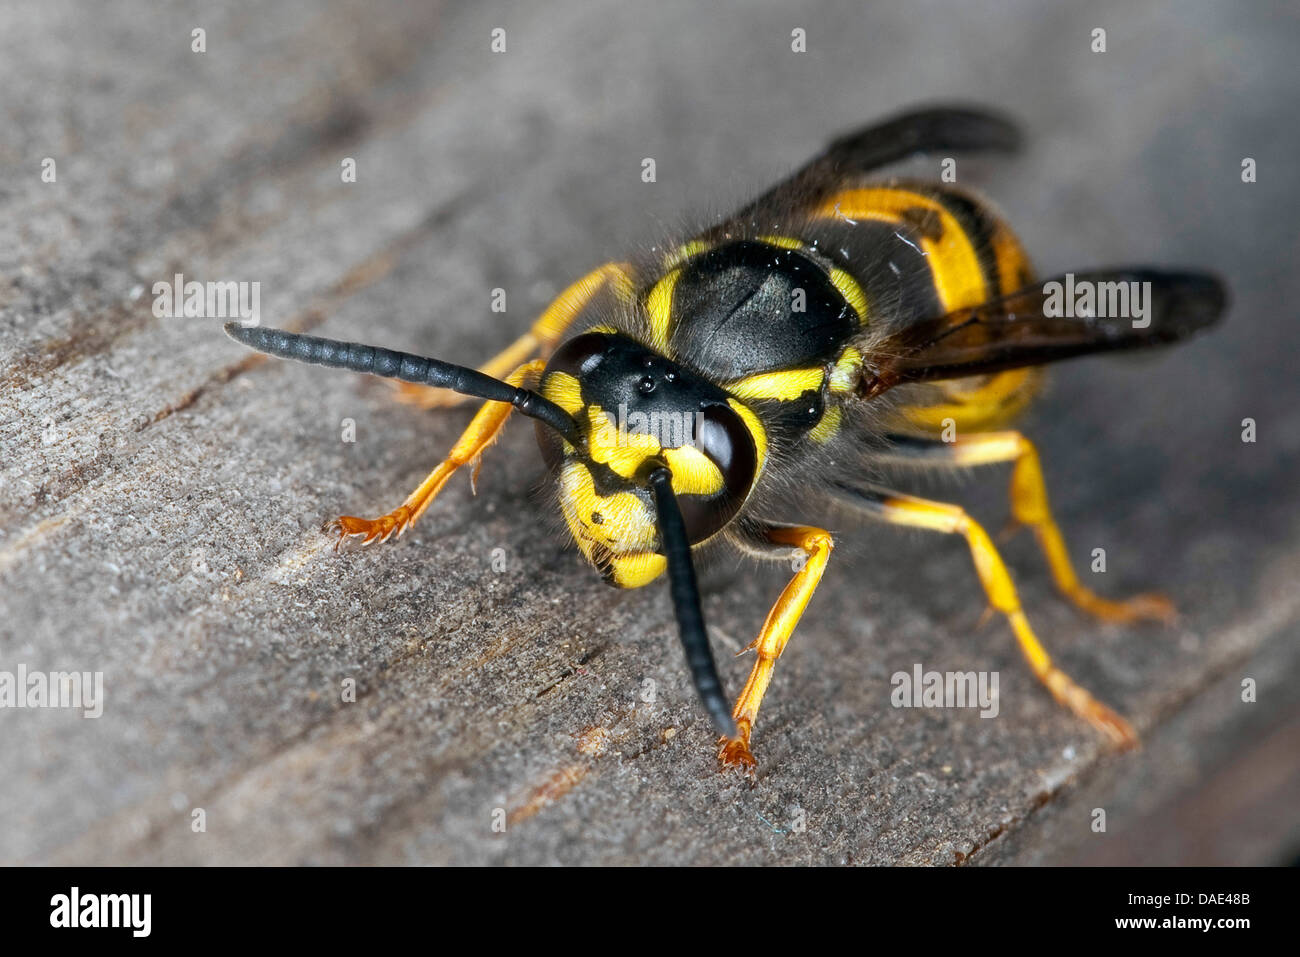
[226,106,1226,770]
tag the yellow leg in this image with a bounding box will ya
[719,526,834,770]
[391,261,634,409]
[328,360,546,546]
[885,431,1175,625]
[860,488,1138,749]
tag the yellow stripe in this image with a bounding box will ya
[898,367,1043,433]
[828,267,869,323]
[815,187,986,312]
[990,221,1033,295]
[586,406,660,479]
[727,398,767,470]
[808,406,842,443]
[644,267,680,354]
[727,367,825,402]
[583,406,724,496]
[663,240,710,269]
[540,371,584,415]
[609,551,667,588]
[828,347,861,394]
[559,461,658,554]
[757,234,804,251]
[663,445,724,496]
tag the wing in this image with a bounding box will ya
[703,105,1021,241]
[859,268,1228,397]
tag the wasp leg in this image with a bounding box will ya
[391,262,635,409]
[879,432,1175,625]
[329,359,546,546]
[831,482,1138,749]
[718,525,835,770]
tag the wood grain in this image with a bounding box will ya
[2,0,1296,865]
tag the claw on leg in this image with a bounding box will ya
[326,512,401,548]
[1029,509,1178,625]
[837,484,1143,752]
[1005,436,1177,627]
[1040,659,1139,750]
[718,719,757,772]
[880,431,1177,628]
[716,526,834,772]
[328,361,543,549]
[942,498,1141,749]
[325,463,456,548]
[1064,586,1177,627]
[325,502,424,549]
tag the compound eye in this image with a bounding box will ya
[676,402,758,543]
[697,403,758,495]
[546,332,609,378]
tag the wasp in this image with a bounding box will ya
[226,106,1226,770]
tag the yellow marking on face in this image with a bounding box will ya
[540,371,585,416]
[758,234,804,251]
[558,461,657,554]
[828,267,869,323]
[726,367,825,402]
[585,405,723,495]
[664,240,710,269]
[662,445,724,496]
[828,347,861,394]
[814,187,986,312]
[558,462,667,590]
[645,267,681,354]
[584,406,661,479]
[808,405,842,443]
[727,398,767,471]
[609,551,667,588]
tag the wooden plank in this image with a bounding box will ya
[2,0,1296,865]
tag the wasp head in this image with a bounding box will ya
[535,331,761,587]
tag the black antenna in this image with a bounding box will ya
[646,466,737,738]
[224,323,583,447]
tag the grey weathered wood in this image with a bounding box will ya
[2,0,1297,865]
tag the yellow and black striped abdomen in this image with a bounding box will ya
[808,181,1044,434]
